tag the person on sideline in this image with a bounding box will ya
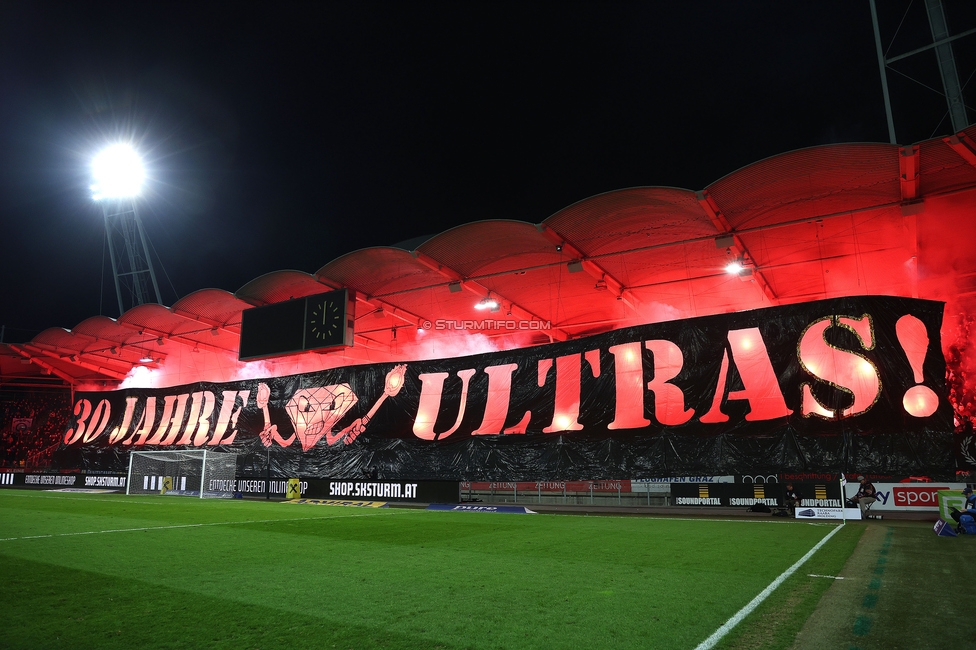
[852,475,881,520]
[783,483,800,515]
[949,486,976,524]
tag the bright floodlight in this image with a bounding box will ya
[724,260,745,275]
[91,144,145,200]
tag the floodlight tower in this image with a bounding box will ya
[91,144,162,316]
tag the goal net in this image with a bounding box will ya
[126,450,238,498]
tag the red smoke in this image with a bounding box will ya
[944,307,976,433]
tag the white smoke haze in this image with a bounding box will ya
[119,364,157,389]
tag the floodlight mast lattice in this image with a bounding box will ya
[869,0,972,144]
[91,144,162,316]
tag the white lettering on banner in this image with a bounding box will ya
[63,300,949,460]
[488,482,517,490]
[844,482,968,511]
[796,508,848,520]
[800,499,843,507]
[730,498,779,506]
[24,475,76,486]
[328,481,419,499]
[84,476,126,487]
[268,480,307,495]
[631,476,736,493]
[536,482,566,491]
[236,480,266,493]
[674,497,721,505]
[893,485,947,507]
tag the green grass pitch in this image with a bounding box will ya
[0,490,860,649]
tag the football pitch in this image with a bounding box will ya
[0,490,882,649]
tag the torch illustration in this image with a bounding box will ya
[278,364,409,450]
[329,364,408,445]
[256,382,295,448]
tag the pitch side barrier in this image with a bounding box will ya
[231,477,461,503]
[4,471,959,514]
[462,480,660,506]
[671,482,845,508]
[0,470,126,491]
[0,471,812,507]
[0,471,460,503]
[462,479,850,509]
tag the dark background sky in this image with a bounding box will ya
[1,1,974,342]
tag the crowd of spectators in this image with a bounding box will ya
[1,390,71,469]
[946,314,976,434]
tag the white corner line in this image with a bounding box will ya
[693,523,846,650]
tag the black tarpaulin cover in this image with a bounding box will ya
[57,296,954,479]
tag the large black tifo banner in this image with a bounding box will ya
[56,296,953,480]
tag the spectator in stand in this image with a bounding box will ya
[851,475,881,520]
[1,391,71,468]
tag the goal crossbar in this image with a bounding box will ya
[126,450,238,498]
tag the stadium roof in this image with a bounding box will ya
[4,126,976,389]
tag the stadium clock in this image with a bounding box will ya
[306,294,345,348]
[239,289,353,360]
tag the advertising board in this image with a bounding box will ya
[845,482,968,512]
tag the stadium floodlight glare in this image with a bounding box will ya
[91,144,145,200]
[475,297,499,311]
[725,260,745,275]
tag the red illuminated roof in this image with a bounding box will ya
[5,128,976,388]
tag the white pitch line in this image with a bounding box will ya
[554,514,812,525]
[693,523,846,650]
[0,493,172,505]
[0,510,398,542]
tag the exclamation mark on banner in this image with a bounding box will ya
[896,314,939,417]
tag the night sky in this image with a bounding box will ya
[1,1,973,342]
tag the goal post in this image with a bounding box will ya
[126,450,238,498]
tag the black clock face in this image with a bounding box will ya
[240,289,350,359]
[301,289,350,351]
[308,300,341,342]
